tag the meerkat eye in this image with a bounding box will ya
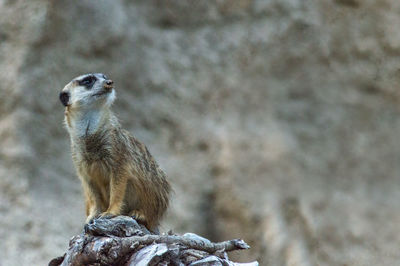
[79,76,96,89]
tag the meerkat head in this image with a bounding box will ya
[59,73,116,110]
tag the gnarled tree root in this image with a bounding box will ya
[49,216,258,266]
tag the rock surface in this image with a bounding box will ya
[1,0,400,265]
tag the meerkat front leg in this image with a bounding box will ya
[81,178,103,223]
[99,174,127,218]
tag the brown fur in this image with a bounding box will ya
[66,108,170,230]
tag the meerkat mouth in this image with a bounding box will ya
[92,90,111,97]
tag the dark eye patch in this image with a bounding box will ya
[79,75,96,89]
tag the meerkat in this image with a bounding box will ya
[59,73,170,230]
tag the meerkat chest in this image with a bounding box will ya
[74,149,113,186]
[81,160,111,185]
[72,132,111,158]
[71,130,114,181]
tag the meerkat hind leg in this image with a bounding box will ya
[130,210,146,222]
[129,210,159,234]
[129,210,149,227]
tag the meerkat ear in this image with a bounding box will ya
[59,91,70,106]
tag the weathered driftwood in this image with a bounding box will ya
[48,216,258,266]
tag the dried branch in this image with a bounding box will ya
[48,216,258,266]
[119,234,250,253]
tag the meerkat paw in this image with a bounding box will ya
[86,211,101,224]
[98,212,117,219]
[129,211,148,226]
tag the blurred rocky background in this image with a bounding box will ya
[1,0,400,265]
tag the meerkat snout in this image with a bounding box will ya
[104,79,113,91]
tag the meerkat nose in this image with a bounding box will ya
[104,79,114,90]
